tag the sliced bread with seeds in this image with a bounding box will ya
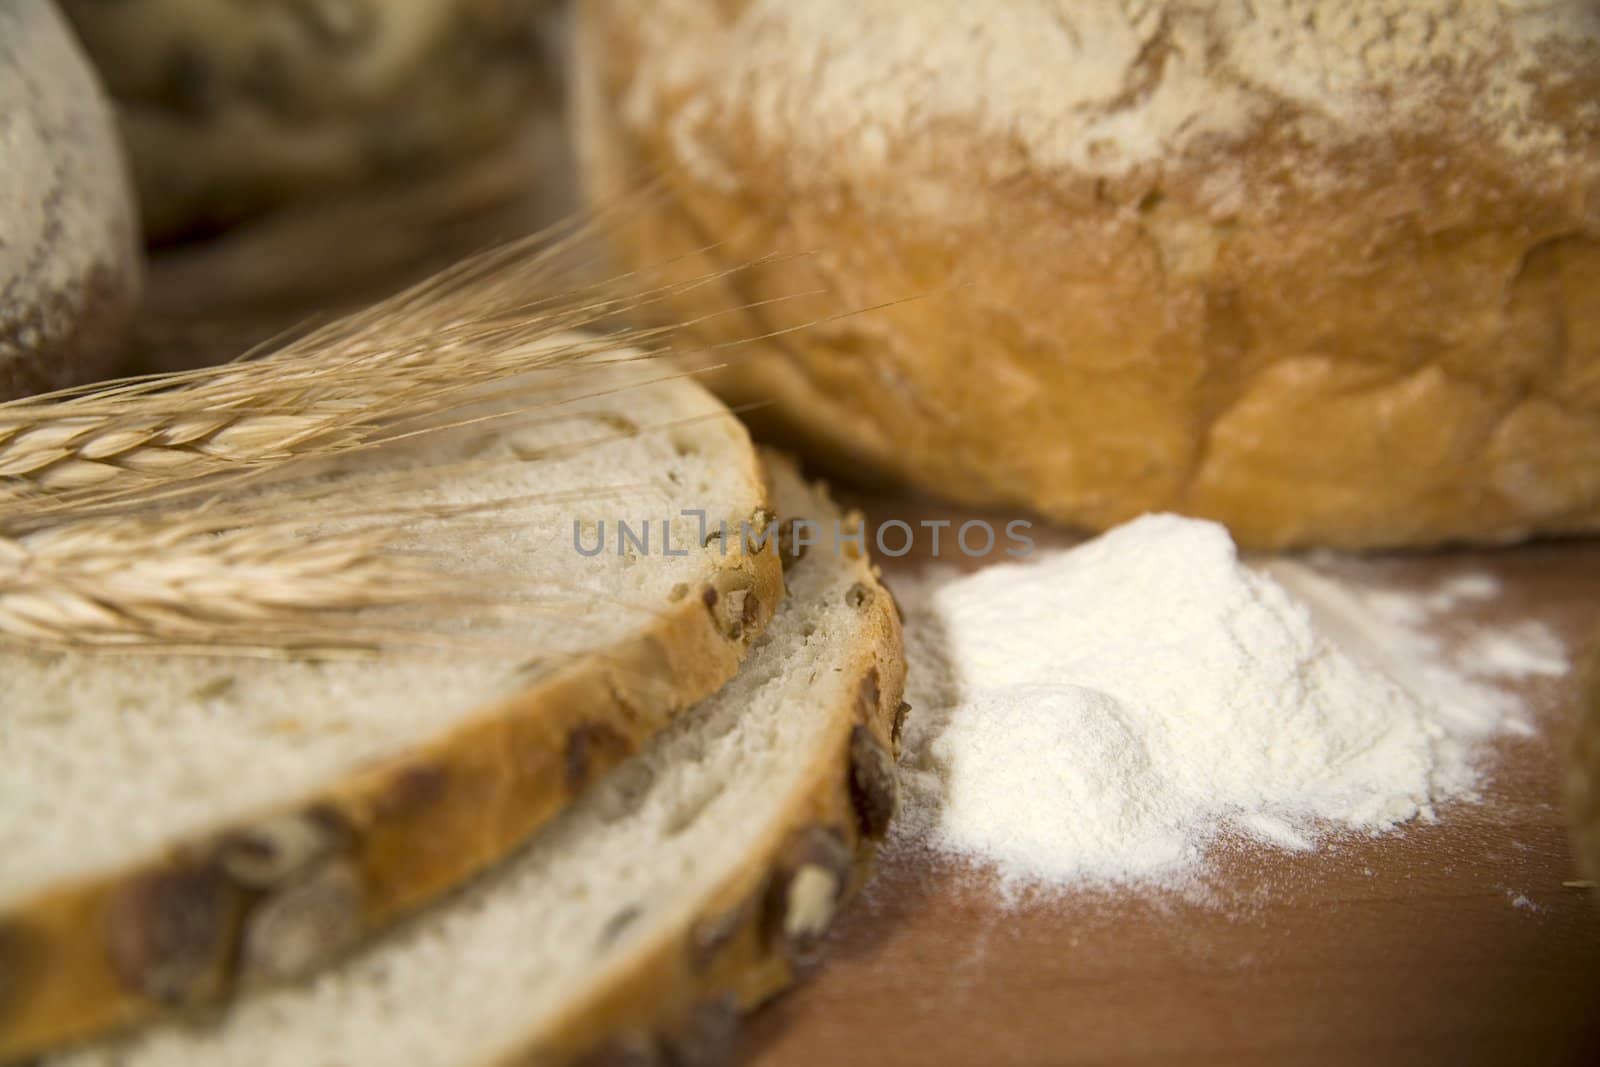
[40,452,906,1067]
[0,368,783,1060]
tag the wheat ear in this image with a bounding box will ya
[0,515,450,652]
[0,240,803,526]
[0,210,835,653]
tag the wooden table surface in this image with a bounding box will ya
[747,501,1600,1067]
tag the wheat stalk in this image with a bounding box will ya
[0,408,365,494]
[0,469,683,655]
[0,512,460,652]
[0,329,619,518]
[0,208,842,654]
[0,231,803,526]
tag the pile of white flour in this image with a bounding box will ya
[893,514,1557,892]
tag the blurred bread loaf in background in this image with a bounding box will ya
[47,0,579,377]
[574,0,1600,550]
[60,0,563,242]
[1,0,141,401]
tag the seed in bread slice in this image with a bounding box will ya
[0,368,783,1060]
[40,452,906,1067]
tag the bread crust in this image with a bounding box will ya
[0,2,141,401]
[575,0,1600,551]
[0,266,137,402]
[507,453,908,1066]
[0,450,784,1061]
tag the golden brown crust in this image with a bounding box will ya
[1568,638,1600,889]
[507,459,908,1067]
[0,263,139,403]
[0,513,783,1061]
[574,0,1600,551]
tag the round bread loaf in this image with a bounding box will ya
[575,0,1600,550]
[1,1,141,401]
[60,0,557,240]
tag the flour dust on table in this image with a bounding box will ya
[890,514,1563,897]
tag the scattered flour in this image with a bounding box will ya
[1266,560,1557,739]
[1505,890,1543,913]
[893,514,1561,894]
[1456,624,1567,681]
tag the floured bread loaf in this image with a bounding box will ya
[39,453,906,1067]
[0,1,141,400]
[0,369,782,1060]
[59,0,559,240]
[575,0,1600,550]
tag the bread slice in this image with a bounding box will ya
[40,453,906,1067]
[0,368,783,1059]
